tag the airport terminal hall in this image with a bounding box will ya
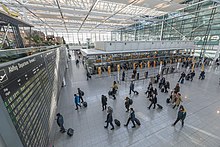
[1,0,220,147]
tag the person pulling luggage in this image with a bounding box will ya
[124,108,136,128]
[129,81,135,95]
[104,107,114,130]
[178,72,186,82]
[148,94,157,109]
[56,113,66,133]
[77,88,84,103]
[74,94,81,110]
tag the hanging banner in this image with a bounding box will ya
[108,66,111,75]
[154,61,156,68]
[192,62,195,71]
[98,67,101,76]
[170,59,172,64]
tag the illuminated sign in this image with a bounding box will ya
[194,35,219,45]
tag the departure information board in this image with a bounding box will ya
[0,49,63,147]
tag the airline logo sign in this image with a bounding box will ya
[194,35,219,45]
[0,69,8,83]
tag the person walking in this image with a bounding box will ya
[112,81,118,99]
[77,88,84,103]
[190,70,195,81]
[148,95,157,109]
[56,113,65,133]
[199,71,205,80]
[178,72,186,82]
[129,81,135,95]
[86,71,91,80]
[173,93,182,109]
[125,97,131,112]
[101,95,107,111]
[172,105,186,127]
[124,108,136,128]
[104,108,114,130]
[122,70,125,81]
[74,94,81,110]
[174,83,180,93]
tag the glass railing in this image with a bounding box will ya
[0,45,61,63]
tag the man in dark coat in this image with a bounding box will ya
[148,95,157,109]
[125,97,131,112]
[178,72,186,82]
[56,113,65,133]
[124,108,136,128]
[77,88,84,103]
[104,110,114,130]
[129,81,135,95]
[101,95,107,111]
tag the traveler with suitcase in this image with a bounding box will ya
[148,95,157,109]
[172,105,186,127]
[104,108,114,130]
[101,95,107,111]
[74,94,81,110]
[174,83,180,93]
[125,97,132,112]
[124,108,136,128]
[178,72,186,82]
[129,81,135,95]
[77,88,84,103]
[56,113,66,133]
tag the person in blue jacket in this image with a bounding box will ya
[172,105,187,127]
[74,94,81,110]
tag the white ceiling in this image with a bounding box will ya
[0,0,187,34]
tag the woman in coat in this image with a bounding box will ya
[173,93,182,109]
[172,105,186,127]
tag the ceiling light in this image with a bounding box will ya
[217,110,220,114]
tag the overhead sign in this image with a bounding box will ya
[194,35,219,45]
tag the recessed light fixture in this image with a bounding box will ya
[217,110,220,114]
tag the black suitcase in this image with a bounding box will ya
[161,88,164,93]
[134,91,139,95]
[83,102,87,107]
[166,98,170,103]
[181,78,184,84]
[114,119,121,127]
[135,118,141,126]
[157,104,163,109]
[67,128,74,136]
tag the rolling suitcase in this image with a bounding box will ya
[114,119,121,127]
[166,98,170,103]
[135,118,141,126]
[83,101,87,107]
[181,78,184,84]
[134,91,139,95]
[157,104,163,109]
[67,128,74,136]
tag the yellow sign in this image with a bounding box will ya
[140,62,143,69]
[117,64,120,72]
[154,61,156,67]
[98,67,101,76]
[108,66,111,75]
[148,61,150,68]
[2,4,19,17]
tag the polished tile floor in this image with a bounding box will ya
[50,56,220,147]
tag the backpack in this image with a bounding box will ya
[81,91,84,96]
[129,99,133,105]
